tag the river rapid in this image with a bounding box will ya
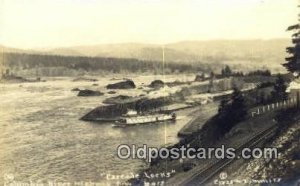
[0,74,212,184]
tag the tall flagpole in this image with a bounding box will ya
[162,46,167,145]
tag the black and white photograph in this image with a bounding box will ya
[1,0,300,185]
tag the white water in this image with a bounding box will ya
[0,75,208,184]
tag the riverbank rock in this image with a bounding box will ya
[103,95,133,104]
[149,80,164,89]
[72,77,98,82]
[71,88,81,91]
[166,80,187,87]
[290,145,300,160]
[106,80,136,89]
[77,89,104,96]
[285,160,300,178]
[107,91,117,94]
[195,74,205,81]
[0,74,42,83]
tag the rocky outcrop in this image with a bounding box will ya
[149,80,164,89]
[72,77,98,82]
[0,74,42,83]
[103,95,134,104]
[77,89,104,96]
[195,74,205,81]
[81,96,173,121]
[106,80,136,89]
[107,91,117,94]
[289,160,300,175]
[71,88,81,91]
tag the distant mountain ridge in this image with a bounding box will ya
[1,39,291,72]
[1,39,290,60]
[38,39,290,63]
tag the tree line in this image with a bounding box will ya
[220,65,271,78]
[2,52,206,75]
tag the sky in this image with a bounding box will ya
[0,0,299,49]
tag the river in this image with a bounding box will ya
[0,75,217,185]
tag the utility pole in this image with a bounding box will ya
[297,91,300,108]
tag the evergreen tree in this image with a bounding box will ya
[218,99,228,114]
[230,86,248,122]
[221,65,232,77]
[283,6,300,74]
[271,74,288,101]
[217,86,248,134]
[258,91,266,105]
[208,71,215,93]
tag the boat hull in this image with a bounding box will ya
[114,113,176,126]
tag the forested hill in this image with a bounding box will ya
[1,52,207,77]
[0,39,290,76]
[46,39,289,64]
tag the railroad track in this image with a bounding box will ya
[168,125,278,186]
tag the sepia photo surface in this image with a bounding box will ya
[1,0,300,185]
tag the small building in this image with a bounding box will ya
[287,79,300,105]
[195,72,210,82]
[287,78,300,97]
